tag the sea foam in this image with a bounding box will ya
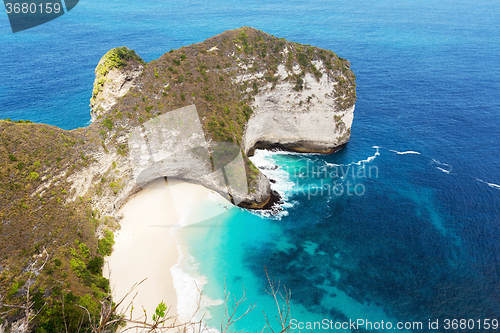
[170,234,223,326]
[167,184,228,331]
[430,159,453,174]
[476,178,500,190]
[389,149,421,155]
[324,145,381,167]
[249,149,297,219]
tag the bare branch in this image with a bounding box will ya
[220,279,255,333]
[263,267,292,333]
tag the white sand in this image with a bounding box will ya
[168,178,232,227]
[104,177,230,329]
[104,177,179,325]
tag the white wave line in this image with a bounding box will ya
[476,178,500,190]
[355,146,380,165]
[171,243,223,325]
[436,167,451,174]
[326,146,380,167]
[488,183,500,189]
[375,145,420,155]
[250,146,380,217]
[249,150,296,219]
[389,149,421,155]
[430,159,452,174]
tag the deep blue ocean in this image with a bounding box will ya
[2,0,500,331]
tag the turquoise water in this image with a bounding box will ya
[2,0,500,331]
[179,146,500,332]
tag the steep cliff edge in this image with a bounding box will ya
[90,47,145,121]
[235,38,355,156]
[243,62,354,155]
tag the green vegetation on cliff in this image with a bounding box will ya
[91,46,145,105]
[0,121,118,330]
[108,27,355,144]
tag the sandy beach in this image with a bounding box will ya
[104,177,230,329]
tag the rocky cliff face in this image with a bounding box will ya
[242,62,354,156]
[89,47,145,121]
[126,104,271,209]
[90,64,143,121]
[82,27,356,212]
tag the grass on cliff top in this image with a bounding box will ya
[96,46,145,77]
[0,120,118,330]
[110,27,355,144]
[91,46,145,104]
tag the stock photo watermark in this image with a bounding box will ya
[284,160,379,199]
[3,0,79,33]
[290,318,499,331]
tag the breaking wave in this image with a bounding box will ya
[430,159,453,174]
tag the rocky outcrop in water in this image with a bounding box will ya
[84,27,356,210]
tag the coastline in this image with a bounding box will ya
[104,177,232,328]
[103,177,180,325]
[103,147,340,327]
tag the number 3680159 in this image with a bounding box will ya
[5,3,61,14]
